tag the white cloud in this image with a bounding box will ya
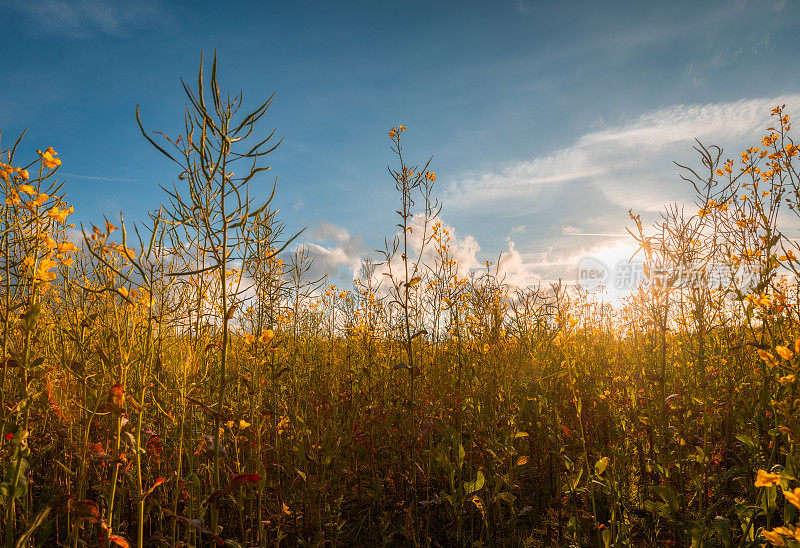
[446,94,800,213]
[299,222,368,285]
[373,215,482,284]
[497,240,540,288]
[298,217,484,290]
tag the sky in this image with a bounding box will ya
[1,0,799,290]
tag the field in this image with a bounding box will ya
[2,61,800,547]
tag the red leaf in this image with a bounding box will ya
[207,474,262,504]
[70,500,100,523]
[109,535,131,548]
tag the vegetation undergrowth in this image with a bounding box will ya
[2,56,800,547]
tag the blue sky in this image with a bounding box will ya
[1,0,799,287]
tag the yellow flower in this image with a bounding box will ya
[118,287,129,298]
[239,419,251,430]
[40,147,61,169]
[762,529,786,546]
[35,256,58,282]
[755,469,783,488]
[784,488,800,510]
[5,191,21,206]
[58,241,76,254]
[245,333,255,344]
[259,329,274,343]
[277,415,289,435]
[776,346,794,360]
[18,184,35,195]
[757,350,778,367]
[53,205,74,223]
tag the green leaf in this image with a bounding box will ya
[711,515,732,548]
[493,492,515,505]
[595,456,609,475]
[602,528,612,548]
[19,303,41,333]
[15,504,52,548]
[464,471,485,495]
[570,467,583,491]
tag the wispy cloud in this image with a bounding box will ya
[445,147,605,211]
[2,0,165,38]
[62,173,139,183]
[562,228,628,237]
[446,94,800,214]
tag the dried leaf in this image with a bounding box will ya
[186,397,228,421]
